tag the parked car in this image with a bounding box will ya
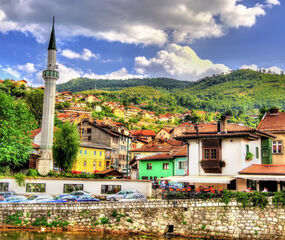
[118,193,147,202]
[0,191,16,199]
[1,195,27,203]
[69,191,93,196]
[23,195,53,203]
[54,194,78,202]
[106,190,139,201]
[75,195,100,202]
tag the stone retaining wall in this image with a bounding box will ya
[0,199,284,239]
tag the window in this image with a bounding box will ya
[256,147,259,159]
[147,163,152,170]
[142,176,148,180]
[163,163,169,170]
[100,151,102,156]
[247,179,257,191]
[88,136,92,141]
[101,185,121,194]
[83,161,87,167]
[80,150,82,154]
[93,161,96,170]
[211,149,217,159]
[203,148,218,160]
[94,151,96,155]
[84,150,87,154]
[178,161,186,169]
[63,184,83,193]
[87,128,92,133]
[99,161,102,167]
[26,183,46,193]
[0,182,8,192]
[273,140,282,154]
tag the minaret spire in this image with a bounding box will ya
[48,16,57,51]
[37,17,59,175]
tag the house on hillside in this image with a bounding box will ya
[85,94,100,103]
[130,129,156,142]
[257,108,285,164]
[174,117,276,191]
[113,108,125,119]
[155,128,173,140]
[159,113,175,122]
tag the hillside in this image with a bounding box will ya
[57,69,285,113]
[56,77,190,92]
[176,69,285,112]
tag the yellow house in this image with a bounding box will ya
[72,144,111,174]
[113,108,125,118]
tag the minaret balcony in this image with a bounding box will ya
[43,70,59,78]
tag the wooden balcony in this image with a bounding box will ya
[201,160,223,173]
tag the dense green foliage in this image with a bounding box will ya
[0,91,36,169]
[56,77,190,92]
[53,122,80,172]
[25,88,44,125]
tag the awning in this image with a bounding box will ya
[236,174,285,181]
[160,175,234,184]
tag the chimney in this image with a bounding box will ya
[220,116,229,133]
[269,108,279,116]
[217,121,221,133]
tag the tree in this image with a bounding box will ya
[0,91,36,169]
[25,88,44,125]
[53,121,80,172]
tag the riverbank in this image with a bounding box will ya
[0,199,284,239]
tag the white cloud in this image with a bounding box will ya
[17,63,37,73]
[61,48,98,61]
[3,67,20,79]
[57,63,83,84]
[134,44,230,81]
[0,0,280,46]
[83,67,145,80]
[240,64,284,74]
[266,0,280,6]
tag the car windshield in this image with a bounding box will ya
[125,194,137,199]
[27,196,38,200]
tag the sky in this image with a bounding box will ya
[0,0,284,86]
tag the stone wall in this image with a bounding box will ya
[0,199,284,239]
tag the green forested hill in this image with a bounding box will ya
[176,70,285,112]
[56,77,190,92]
[56,69,285,113]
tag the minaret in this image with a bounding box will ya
[37,17,59,175]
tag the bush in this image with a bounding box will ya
[27,169,38,177]
[14,173,26,186]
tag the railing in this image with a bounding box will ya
[201,160,222,173]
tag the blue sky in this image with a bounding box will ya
[0,0,283,86]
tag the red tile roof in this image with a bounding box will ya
[166,139,183,146]
[239,164,285,175]
[32,143,40,148]
[176,122,275,140]
[172,145,187,157]
[130,130,156,137]
[257,112,285,132]
[30,128,41,138]
[131,144,172,152]
[139,153,173,161]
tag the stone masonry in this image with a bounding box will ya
[0,199,284,239]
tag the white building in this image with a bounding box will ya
[174,117,276,191]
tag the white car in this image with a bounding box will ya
[118,193,147,202]
[106,190,139,201]
[23,195,53,203]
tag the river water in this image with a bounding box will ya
[0,231,192,240]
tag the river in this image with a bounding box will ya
[0,231,193,240]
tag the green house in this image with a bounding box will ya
[138,146,187,180]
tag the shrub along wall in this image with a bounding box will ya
[0,199,284,239]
